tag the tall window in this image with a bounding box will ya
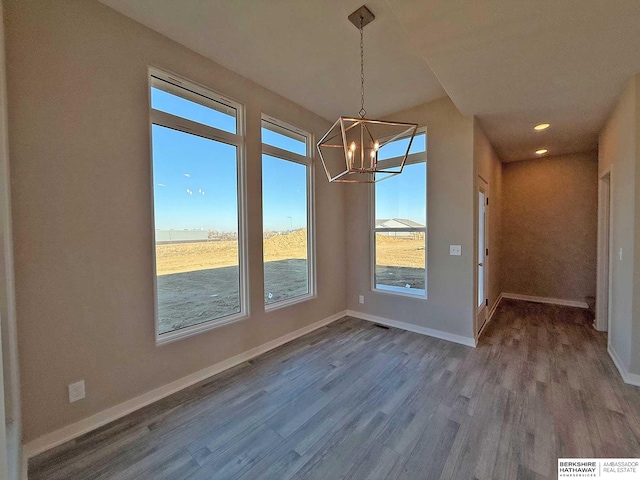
[261,115,314,308]
[149,68,247,343]
[373,131,427,297]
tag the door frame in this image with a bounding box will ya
[476,177,489,335]
[0,3,20,477]
[596,168,612,331]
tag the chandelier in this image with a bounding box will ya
[317,5,418,183]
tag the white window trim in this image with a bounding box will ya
[375,284,427,298]
[261,114,316,312]
[148,66,250,346]
[370,127,428,300]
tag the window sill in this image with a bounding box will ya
[265,292,316,313]
[374,284,428,300]
[156,311,249,346]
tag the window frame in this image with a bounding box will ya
[148,66,249,345]
[370,127,428,299]
[261,114,316,311]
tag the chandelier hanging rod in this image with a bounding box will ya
[348,6,375,118]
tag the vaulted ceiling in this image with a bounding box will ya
[100,0,640,162]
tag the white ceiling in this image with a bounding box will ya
[385,0,640,161]
[100,0,640,162]
[99,0,445,123]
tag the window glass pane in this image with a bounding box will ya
[378,132,426,161]
[262,154,308,305]
[152,125,240,334]
[375,233,426,295]
[478,190,485,307]
[262,121,307,156]
[375,162,426,226]
[151,86,236,134]
[374,161,426,297]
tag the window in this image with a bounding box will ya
[149,68,247,344]
[261,115,314,308]
[372,130,427,297]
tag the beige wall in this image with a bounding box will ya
[5,0,347,443]
[473,120,503,330]
[0,0,20,475]
[634,75,640,374]
[599,75,638,374]
[345,97,476,341]
[0,0,11,475]
[501,152,598,303]
[599,78,636,371]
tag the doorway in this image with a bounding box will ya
[596,171,611,331]
[477,180,488,334]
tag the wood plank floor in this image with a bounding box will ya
[29,299,640,479]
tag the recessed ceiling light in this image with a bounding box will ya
[536,149,548,155]
[534,123,550,131]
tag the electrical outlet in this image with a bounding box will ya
[358,295,365,304]
[69,380,85,403]
[450,245,462,256]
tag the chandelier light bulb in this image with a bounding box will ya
[349,142,356,152]
[370,149,376,159]
[374,141,380,151]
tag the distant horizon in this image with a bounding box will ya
[155,226,307,233]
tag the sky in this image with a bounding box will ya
[262,154,307,231]
[151,87,236,133]
[375,161,427,225]
[375,132,427,226]
[152,124,239,231]
[151,86,425,232]
[378,132,425,160]
[261,128,308,231]
[151,87,309,232]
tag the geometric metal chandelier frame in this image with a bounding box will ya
[317,117,418,183]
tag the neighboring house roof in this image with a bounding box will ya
[375,218,425,228]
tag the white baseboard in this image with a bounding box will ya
[20,452,27,480]
[501,292,589,309]
[23,310,347,460]
[345,310,476,348]
[477,293,503,340]
[487,294,503,322]
[608,344,640,388]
